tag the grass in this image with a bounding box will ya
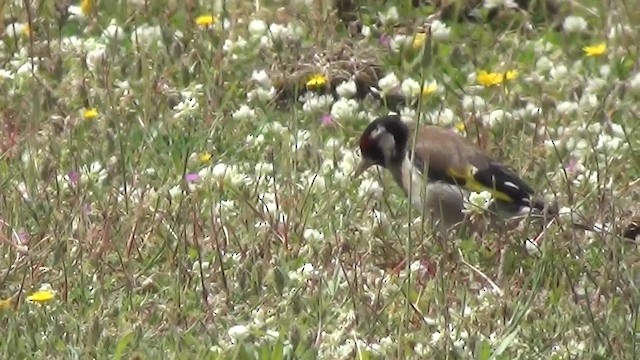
[1,0,639,358]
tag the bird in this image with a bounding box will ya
[352,114,555,232]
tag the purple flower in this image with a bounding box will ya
[320,114,334,126]
[379,34,391,49]
[67,171,79,186]
[185,173,200,183]
[564,158,579,173]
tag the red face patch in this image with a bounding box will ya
[359,135,373,153]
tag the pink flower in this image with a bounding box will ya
[320,114,334,126]
[185,173,200,183]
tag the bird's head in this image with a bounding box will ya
[353,115,409,178]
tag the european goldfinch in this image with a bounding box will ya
[353,114,554,230]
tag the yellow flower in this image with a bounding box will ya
[477,69,518,87]
[199,152,212,163]
[454,121,466,133]
[421,82,438,97]
[80,0,92,15]
[477,71,504,87]
[83,108,99,120]
[505,69,519,80]
[412,32,428,50]
[306,74,327,88]
[583,42,606,57]
[27,289,55,303]
[195,15,216,27]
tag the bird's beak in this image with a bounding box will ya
[352,158,374,179]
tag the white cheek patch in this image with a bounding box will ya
[370,126,386,139]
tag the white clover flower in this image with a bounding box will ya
[248,19,267,38]
[579,93,598,110]
[80,161,108,185]
[484,109,511,128]
[223,37,248,55]
[628,72,640,92]
[0,69,13,79]
[556,101,579,115]
[304,171,326,192]
[429,108,455,126]
[524,239,541,255]
[525,103,542,118]
[378,72,400,94]
[596,133,625,153]
[465,191,493,213]
[301,94,333,113]
[484,0,517,8]
[86,46,107,70]
[549,65,568,81]
[131,24,162,47]
[609,123,625,138]
[257,35,273,49]
[320,159,335,174]
[173,98,199,119]
[330,98,359,120]
[378,6,399,24]
[389,35,409,53]
[335,79,357,98]
[462,95,486,112]
[5,22,30,38]
[399,107,416,123]
[303,229,324,242]
[254,162,274,177]
[372,209,389,228]
[358,178,384,199]
[430,20,450,41]
[228,325,250,343]
[585,78,606,94]
[535,56,553,73]
[245,134,265,146]
[361,25,372,37]
[401,78,421,98]
[247,87,276,102]
[563,16,588,33]
[102,19,125,41]
[251,69,271,88]
[263,121,287,133]
[293,129,311,148]
[232,104,257,121]
[431,331,443,345]
[337,149,359,178]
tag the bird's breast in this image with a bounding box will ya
[390,158,467,216]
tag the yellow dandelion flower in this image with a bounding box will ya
[412,32,428,50]
[80,0,92,15]
[477,71,504,87]
[583,43,606,57]
[27,289,55,303]
[421,82,438,97]
[83,108,99,120]
[454,121,466,132]
[199,152,212,163]
[306,74,327,88]
[195,15,216,27]
[505,69,519,80]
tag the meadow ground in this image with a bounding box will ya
[1,0,639,358]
